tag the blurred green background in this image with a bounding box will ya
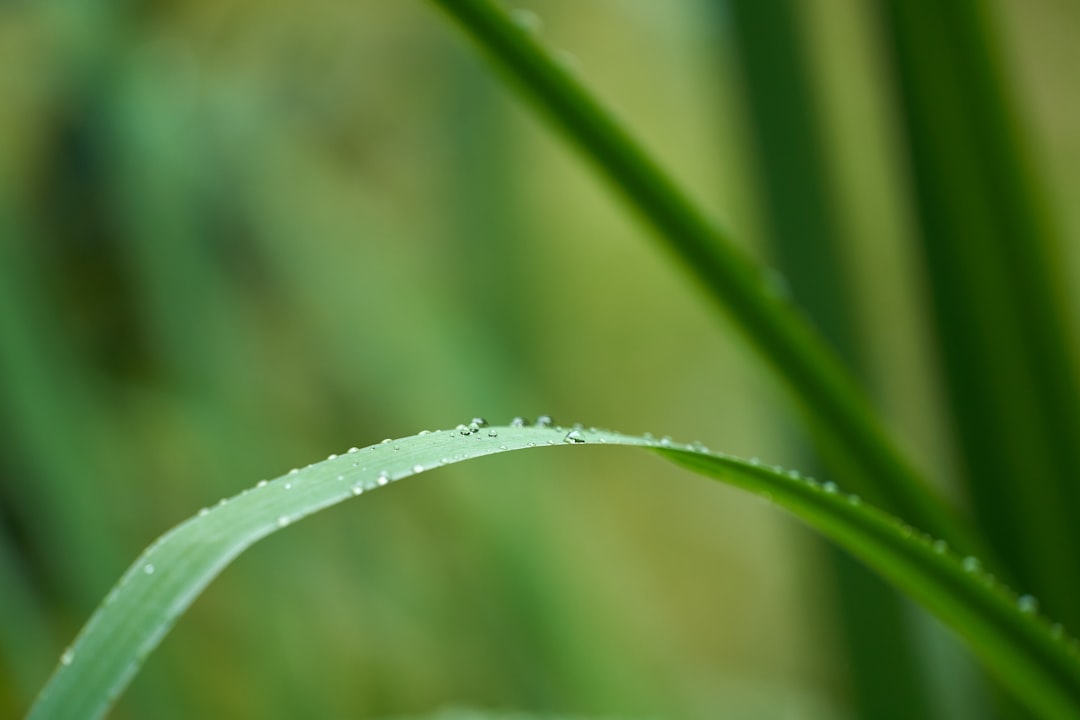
[1,1,1078,718]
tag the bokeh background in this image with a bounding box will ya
[1,1,1078,718]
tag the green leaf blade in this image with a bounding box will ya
[29,425,1080,720]
[425,0,980,563]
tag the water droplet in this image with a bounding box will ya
[470,417,488,428]
[691,441,707,452]
[847,494,861,506]
[552,48,580,73]
[962,556,981,573]
[749,456,760,466]
[289,468,299,475]
[536,415,554,427]
[336,474,345,481]
[1051,623,1065,640]
[198,508,209,517]
[327,453,338,460]
[377,472,389,486]
[144,564,155,575]
[256,480,268,488]
[488,429,498,438]
[564,429,586,444]
[932,539,948,554]
[457,424,471,436]
[348,447,360,453]
[510,417,528,428]
[1018,595,1039,615]
[276,516,289,528]
[412,464,423,473]
[381,438,392,444]
[764,268,791,301]
[418,430,431,436]
[659,436,673,447]
[351,483,364,496]
[284,482,292,490]
[510,8,543,34]
[822,481,838,494]
[499,445,508,451]
[61,648,74,666]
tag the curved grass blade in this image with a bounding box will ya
[29,424,1080,720]
[425,0,978,560]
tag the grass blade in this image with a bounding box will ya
[724,1,934,716]
[28,424,1080,720]
[425,0,976,558]
[875,0,1080,629]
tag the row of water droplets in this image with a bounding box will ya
[504,5,580,73]
[55,416,1080,670]
[738,458,1077,649]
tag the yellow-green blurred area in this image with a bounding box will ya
[1,1,1078,718]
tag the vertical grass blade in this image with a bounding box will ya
[875,0,1080,628]
[724,1,933,716]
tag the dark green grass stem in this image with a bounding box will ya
[724,1,934,716]
[428,0,978,558]
[876,0,1080,629]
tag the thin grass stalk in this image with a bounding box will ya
[427,0,980,561]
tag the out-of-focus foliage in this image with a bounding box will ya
[1,0,1078,718]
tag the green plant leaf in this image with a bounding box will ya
[425,0,979,561]
[28,424,1080,720]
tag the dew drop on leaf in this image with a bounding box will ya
[1017,595,1039,615]
[143,564,154,575]
[536,415,553,427]
[564,429,586,444]
[509,8,543,35]
[962,556,981,573]
[510,417,528,428]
